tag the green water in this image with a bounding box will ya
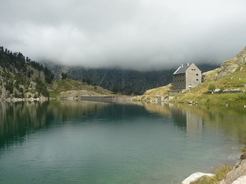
[0,101,246,184]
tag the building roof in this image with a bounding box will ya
[173,64,190,75]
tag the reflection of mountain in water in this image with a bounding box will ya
[0,101,108,148]
[142,103,172,118]
[1,101,246,150]
[0,101,50,147]
[174,104,246,142]
[142,103,192,131]
[143,103,246,141]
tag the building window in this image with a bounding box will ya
[196,73,199,76]
[196,79,199,81]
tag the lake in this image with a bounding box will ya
[0,101,246,184]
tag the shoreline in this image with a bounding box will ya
[1,98,245,183]
[182,153,246,184]
[1,97,49,102]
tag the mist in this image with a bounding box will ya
[1,0,246,70]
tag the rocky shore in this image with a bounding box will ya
[182,152,246,184]
[1,97,49,102]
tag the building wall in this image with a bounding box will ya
[185,63,201,89]
[173,73,186,90]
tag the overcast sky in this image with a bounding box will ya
[0,0,246,70]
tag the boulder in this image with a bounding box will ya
[231,175,246,184]
[220,159,246,184]
[216,63,239,80]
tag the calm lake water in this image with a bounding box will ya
[0,101,246,184]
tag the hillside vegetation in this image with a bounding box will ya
[0,46,114,101]
[43,61,218,95]
[0,46,54,100]
[136,47,246,106]
[132,84,171,102]
[48,78,112,98]
[172,47,246,106]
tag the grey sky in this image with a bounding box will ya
[1,0,246,70]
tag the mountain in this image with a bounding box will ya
[135,46,246,106]
[47,78,112,98]
[0,46,54,100]
[42,62,219,95]
[0,45,220,100]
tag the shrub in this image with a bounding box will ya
[220,86,225,92]
[208,84,216,91]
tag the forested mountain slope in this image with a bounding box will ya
[0,46,54,100]
[43,62,218,95]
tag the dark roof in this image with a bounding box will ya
[173,65,190,74]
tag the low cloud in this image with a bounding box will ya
[1,0,246,70]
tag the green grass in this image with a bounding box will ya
[170,65,246,106]
[191,164,232,184]
[48,78,112,98]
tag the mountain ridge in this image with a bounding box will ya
[135,46,246,106]
[42,61,219,95]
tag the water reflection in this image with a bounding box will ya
[0,101,49,147]
[0,101,152,149]
[186,110,203,136]
[0,101,246,184]
[1,100,245,150]
[0,101,109,148]
[142,103,203,134]
[143,103,246,143]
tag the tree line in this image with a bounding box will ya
[0,46,54,84]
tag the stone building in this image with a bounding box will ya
[172,63,201,92]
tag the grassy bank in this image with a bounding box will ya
[170,90,246,107]
[169,62,246,106]
[191,164,233,184]
[47,78,112,98]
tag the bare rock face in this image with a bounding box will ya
[0,75,8,99]
[220,154,246,184]
[236,47,246,65]
[231,175,246,184]
[214,47,246,81]
[26,65,46,82]
[216,62,239,80]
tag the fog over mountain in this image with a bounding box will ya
[1,0,246,70]
[43,61,219,94]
